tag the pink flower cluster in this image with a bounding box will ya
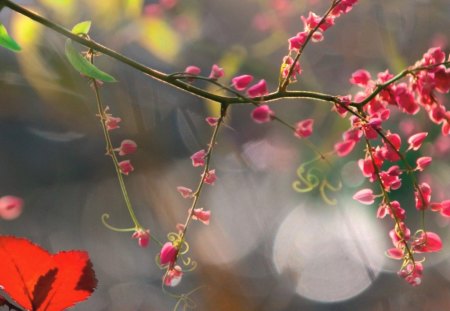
[283,1,358,82]
[159,242,183,286]
[102,107,138,175]
[340,47,450,285]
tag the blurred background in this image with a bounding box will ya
[1,0,450,310]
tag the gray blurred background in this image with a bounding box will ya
[1,0,450,310]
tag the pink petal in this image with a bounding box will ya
[160,242,178,266]
[407,132,428,151]
[352,188,375,205]
[177,186,193,198]
[335,140,356,157]
[251,105,274,123]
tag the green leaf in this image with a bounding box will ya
[0,23,21,52]
[64,39,116,83]
[71,21,91,35]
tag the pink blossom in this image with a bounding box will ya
[415,182,432,210]
[192,208,211,225]
[288,32,307,51]
[415,157,432,171]
[407,132,428,151]
[281,56,302,81]
[439,200,450,217]
[205,117,219,126]
[353,189,375,205]
[434,67,450,93]
[349,69,371,87]
[251,105,274,123]
[380,132,401,161]
[185,65,201,76]
[164,265,183,287]
[191,149,206,167]
[389,223,411,248]
[377,201,405,220]
[132,229,150,248]
[294,119,314,138]
[119,160,134,175]
[160,242,178,266]
[398,262,423,286]
[301,12,322,31]
[386,248,403,260]
[208,64,224,80]
[311,31,324,42]
[203,169,217,185]
[115,139,137,156]
[105,114,122,131]
[331,0,358,17]
[177,186,193,198]
[232,75,253,91]
[247,79,268,98]
[0,195,23,220]
[394,84,420,115]
[335,140,356,157]
[412,231,442,253]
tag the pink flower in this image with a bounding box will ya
[232,75,253,91]
[164,265,183,287]
[251,105,274,123]
[0,195,23,220]
[185,65,201,76]
[412,231,442,253]
[247,79,268,98]
[301,11,322,31]
[334,140,356,157]
[205,117,219,126]
[192,208,211,225]
[415,182,431,210]
[386,248,403,260]
[415,156,432,171]
[349,69,371,87]
[119,160,134,175]
[311,31,324,42]
[353,188,375,205]
[203,169,217,185]
[177,186,193,198]
[191,149,206,167]
[103,107,122,131]
[398,262,423,286]
[294,119,314,138]
[160,242,178,266]
[439,200,450,217]
[208,64,224,80]
[288,32,307,51]
[115,139,137,156]
[407,132,428,151]
[132,229,150,248]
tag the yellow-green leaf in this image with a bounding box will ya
[0,23,21,52]
[71,21,91,35]
[64,39,116,82]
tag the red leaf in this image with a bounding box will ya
[0,236,97,311]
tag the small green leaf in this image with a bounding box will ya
[0,23,21,52]
[65,39,116,83]
[71,21,91,35]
